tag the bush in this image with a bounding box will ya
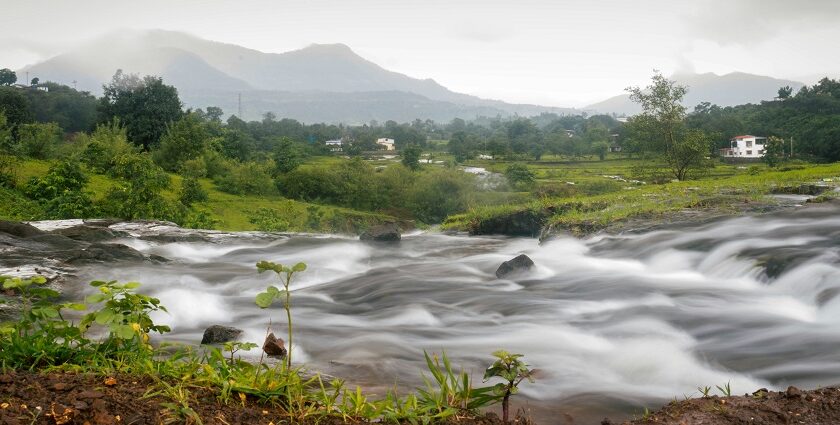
[214,160,276,196]
[25,160,96,219]
[0,154,18,188]
[248,207,290,231]
[153,114,209,172]
[16,122,61,159]
[81,120,137,173]
[178,177,208,206]
[408,169,474,223]
[101,153,179,220]
[504,163,535,189]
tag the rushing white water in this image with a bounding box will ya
[62,203,840,422]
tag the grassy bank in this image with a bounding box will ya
[10,159,396,233]
[443,161,840,237]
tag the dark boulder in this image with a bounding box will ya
[65,243,147,264]
[360,223,401,242]
[53,225,124,242]
[263,332,287,358]
[0,221,45,238]
[200,325,243,344]
[495,254,535,278]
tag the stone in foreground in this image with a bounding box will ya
[495,254,535,278]
[359,223,401,242]
[263,332,287,358]
[200,325,243,344]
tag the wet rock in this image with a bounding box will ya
[65,243,147,264]
[786,385,802,398]
[495,254,535,278]
[0,220,45,238]
[53,225,124,242]
[262,332,287,358]
[470,209,547,237]
[360,223,401,242]
[200,325,243,344]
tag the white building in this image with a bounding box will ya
[325,139,343,152]
[376,138,396,151]
[720,135,766,158]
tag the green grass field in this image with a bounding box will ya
[444,156,840,236]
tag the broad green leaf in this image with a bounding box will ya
[266,285,280,295]
[86,293,106,303]
[66,303,87,311]
[32,276,47,284]
[115,324,135,339]
[255,292,275,308]
[123,282,141,289]
[95,309,117,325]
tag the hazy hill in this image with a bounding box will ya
[586,72,805,115]
[20,29,578,123]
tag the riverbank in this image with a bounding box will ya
[0,371,522,425]
[616,386,840,425]
[442,163,840,238]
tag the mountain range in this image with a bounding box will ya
[19,29,809,123]
[585,72,805,115]
[19,30,578,123]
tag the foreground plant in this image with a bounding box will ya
[484,350,535,424]
[255,260,306,368]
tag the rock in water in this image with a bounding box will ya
[360,223,401,242]
[200,325,243,344]
[0,220,45,238]
[495,254,535,278]
[263,332,287,358]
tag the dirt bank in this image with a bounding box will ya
[615,386,840,425]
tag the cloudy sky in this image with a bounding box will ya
[1,0,838,106]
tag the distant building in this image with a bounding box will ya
[564,129,575,138]
[609,134,621,152]
[12,83,48,92]
[720,135,766,158]
[376,138,396,151]
[325,139,344,152]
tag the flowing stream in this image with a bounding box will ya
[58,202,840,423]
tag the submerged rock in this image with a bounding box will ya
[495,254,535,278]
[262,332,287,358]
[360,223,401,242]
[200,325,243,344]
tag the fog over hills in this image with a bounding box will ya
[586,72,805,115]
[20,30,579,123]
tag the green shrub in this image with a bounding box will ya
[178,176,208,206]
[214,160,276,196]
[81,120,137,173]
[16,122,61,159]
[408,168,474,223]
[101,153,178,220]
[248,207,290,231]
[505,163,535,189]
[25,160,96,219]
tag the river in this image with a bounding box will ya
[53,201,840,423]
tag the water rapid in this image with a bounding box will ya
[62,203,840,423]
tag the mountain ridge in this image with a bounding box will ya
[20,29,579,123]
[586,71,805,115]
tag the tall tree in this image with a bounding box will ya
[0,69,16,86]
[626,72,711,180]
[98,70,183,149]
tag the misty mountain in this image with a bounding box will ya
[586,72,805,115]
[20,29,578,123]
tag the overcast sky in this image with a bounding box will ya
[1,0,838,107]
